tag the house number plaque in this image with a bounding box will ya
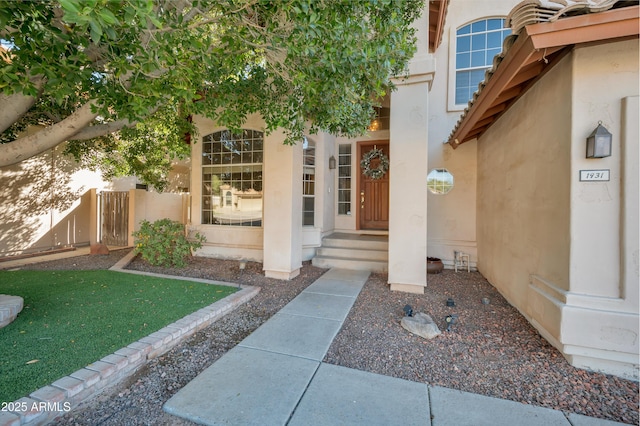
[579,169,610,182]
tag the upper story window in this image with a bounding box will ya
[201,129,263,226]
[454,18,511,106]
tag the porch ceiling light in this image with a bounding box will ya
[586,122,612,158]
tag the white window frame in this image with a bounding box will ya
[302,138,315,226]
[447,16,510,112]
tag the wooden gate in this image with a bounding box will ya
[100,191,129,246]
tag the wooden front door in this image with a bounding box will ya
[358,141,389,230]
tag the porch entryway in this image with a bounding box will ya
[311,232,388,272]
[357,141,389,230]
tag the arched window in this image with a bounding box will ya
[454,18,511,106]
[201,129,263,226]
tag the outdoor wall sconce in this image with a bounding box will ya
[586,121,612,158]
[329,155,337,170]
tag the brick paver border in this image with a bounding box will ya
[0,252,259,426]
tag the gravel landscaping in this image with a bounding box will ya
[16,249,639,425]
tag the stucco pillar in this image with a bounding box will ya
[388,10,434,294]
[262,131,303,279]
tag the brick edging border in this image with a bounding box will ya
[0,253,259,426]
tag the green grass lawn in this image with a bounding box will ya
[0,270,237,402]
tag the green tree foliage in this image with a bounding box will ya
[0,0,422,189]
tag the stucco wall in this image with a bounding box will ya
[0,145,112,255]
[477,49,572,311]
[569,39,638,299]
[477,39,639,379]
[427,0,518,266]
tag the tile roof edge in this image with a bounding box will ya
[445,0,638,148]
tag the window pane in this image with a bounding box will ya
[456,52,470,69]
[303,211,314,226]
[471,33,486,50]
[455,71,469,86]
[471,20,486,32]
[456,86,470,105]
[456,24,471,35]
[339,144,352,155]
[487,31,502,49]
[471,51,485,67]
[456,35,471,53]
[202,130,263,227]
[339,190,351,202]
[487,18,503,30]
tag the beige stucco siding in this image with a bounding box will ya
[0,144,110,255]
[477,39,639,379]
[570,39,639,299]
[426,0,518,267]
[477,51,573,304]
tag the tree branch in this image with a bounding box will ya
[0,101,99,167]
[0,77,45,134]
[70,118,133,140]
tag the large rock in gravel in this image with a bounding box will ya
[0,295,24,328]
[401,312,441,340]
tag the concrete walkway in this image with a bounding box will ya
[163,268,628,426]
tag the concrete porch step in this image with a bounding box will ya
[321,233,388,251]
[316,246,388,262]
[312,233,389,272]
[312,256,387,273]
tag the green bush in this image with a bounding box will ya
[132,219,205,267]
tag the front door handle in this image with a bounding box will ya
[360,191,365,209]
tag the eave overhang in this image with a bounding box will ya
[446,5,639,149]
[429,0,449,53]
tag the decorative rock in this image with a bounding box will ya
[401,312,441,340]
[0,295,24,328]
[90,243,110,255]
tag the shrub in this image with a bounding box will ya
[132,219,205,267]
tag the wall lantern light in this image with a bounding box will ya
[586,121,612,158]
[329,155,337,170]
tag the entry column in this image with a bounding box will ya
[262,130,303,279]
[388,14,435,293]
